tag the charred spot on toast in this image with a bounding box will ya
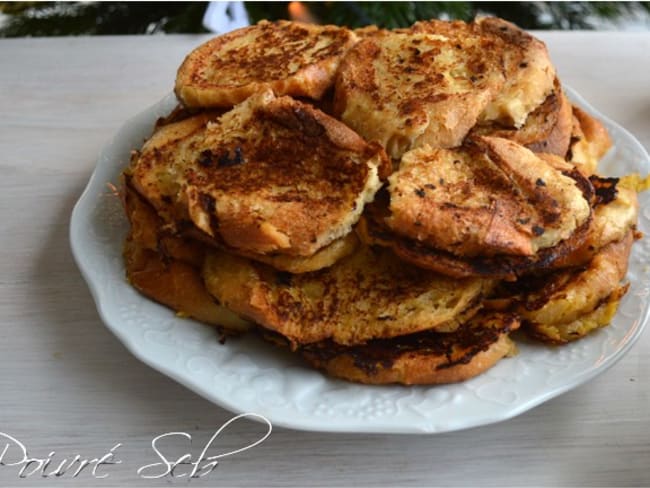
[591,175,619,207]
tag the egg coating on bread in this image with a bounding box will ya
[129,90,388,259]
[386,137,591,258]
[176,20,358,108]
[333,26,506,158]
[203,245,494,346]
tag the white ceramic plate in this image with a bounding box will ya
[70,87,650,434]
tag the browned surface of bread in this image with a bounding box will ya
[127,170,360,275]
[186,223,361,274]
[127,111,214,227]
[175,20,358,108]
[333,23,506,158]
[129,90,388,259]
[152,105,221,133]
[587,178,639,247]
[410,17,555,127]
[202,245,493,346]
[385,136,591,257]
[299,313,520,385]
[484,230,634,344]
[573,107,613,160]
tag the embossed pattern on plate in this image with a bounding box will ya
[70,86,650,434]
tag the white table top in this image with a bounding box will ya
[1,31,649,487]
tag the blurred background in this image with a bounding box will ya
[1,1,649,37]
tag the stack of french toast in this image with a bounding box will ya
[121,17,642,385]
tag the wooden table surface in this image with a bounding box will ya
[1,31,649,487]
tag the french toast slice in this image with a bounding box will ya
[129,90,389,261]
[333,23,506,158]
[298,313,519,385]
[359,171,637,280]
[202,245,494,346]
[123,180,359,332]
[385,136,592,258]
[175,20,358,108]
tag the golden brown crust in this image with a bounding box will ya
[245,233,358,274]
[353,25,381,38]
[126,174,361,274]
[573,106,613,161]
[487,228,634,344]
[202,245,493,346]
[385,137,591,258]
[120,16,639,387]
[152,105,222,133]
[359,169,637,281]
[129,91,388,259]
[334,23,506,157]
[175,20,358,108]
[123,180,250,333]
[411,17,555,127]
[124,180,250,333]
[299,313,520,385]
